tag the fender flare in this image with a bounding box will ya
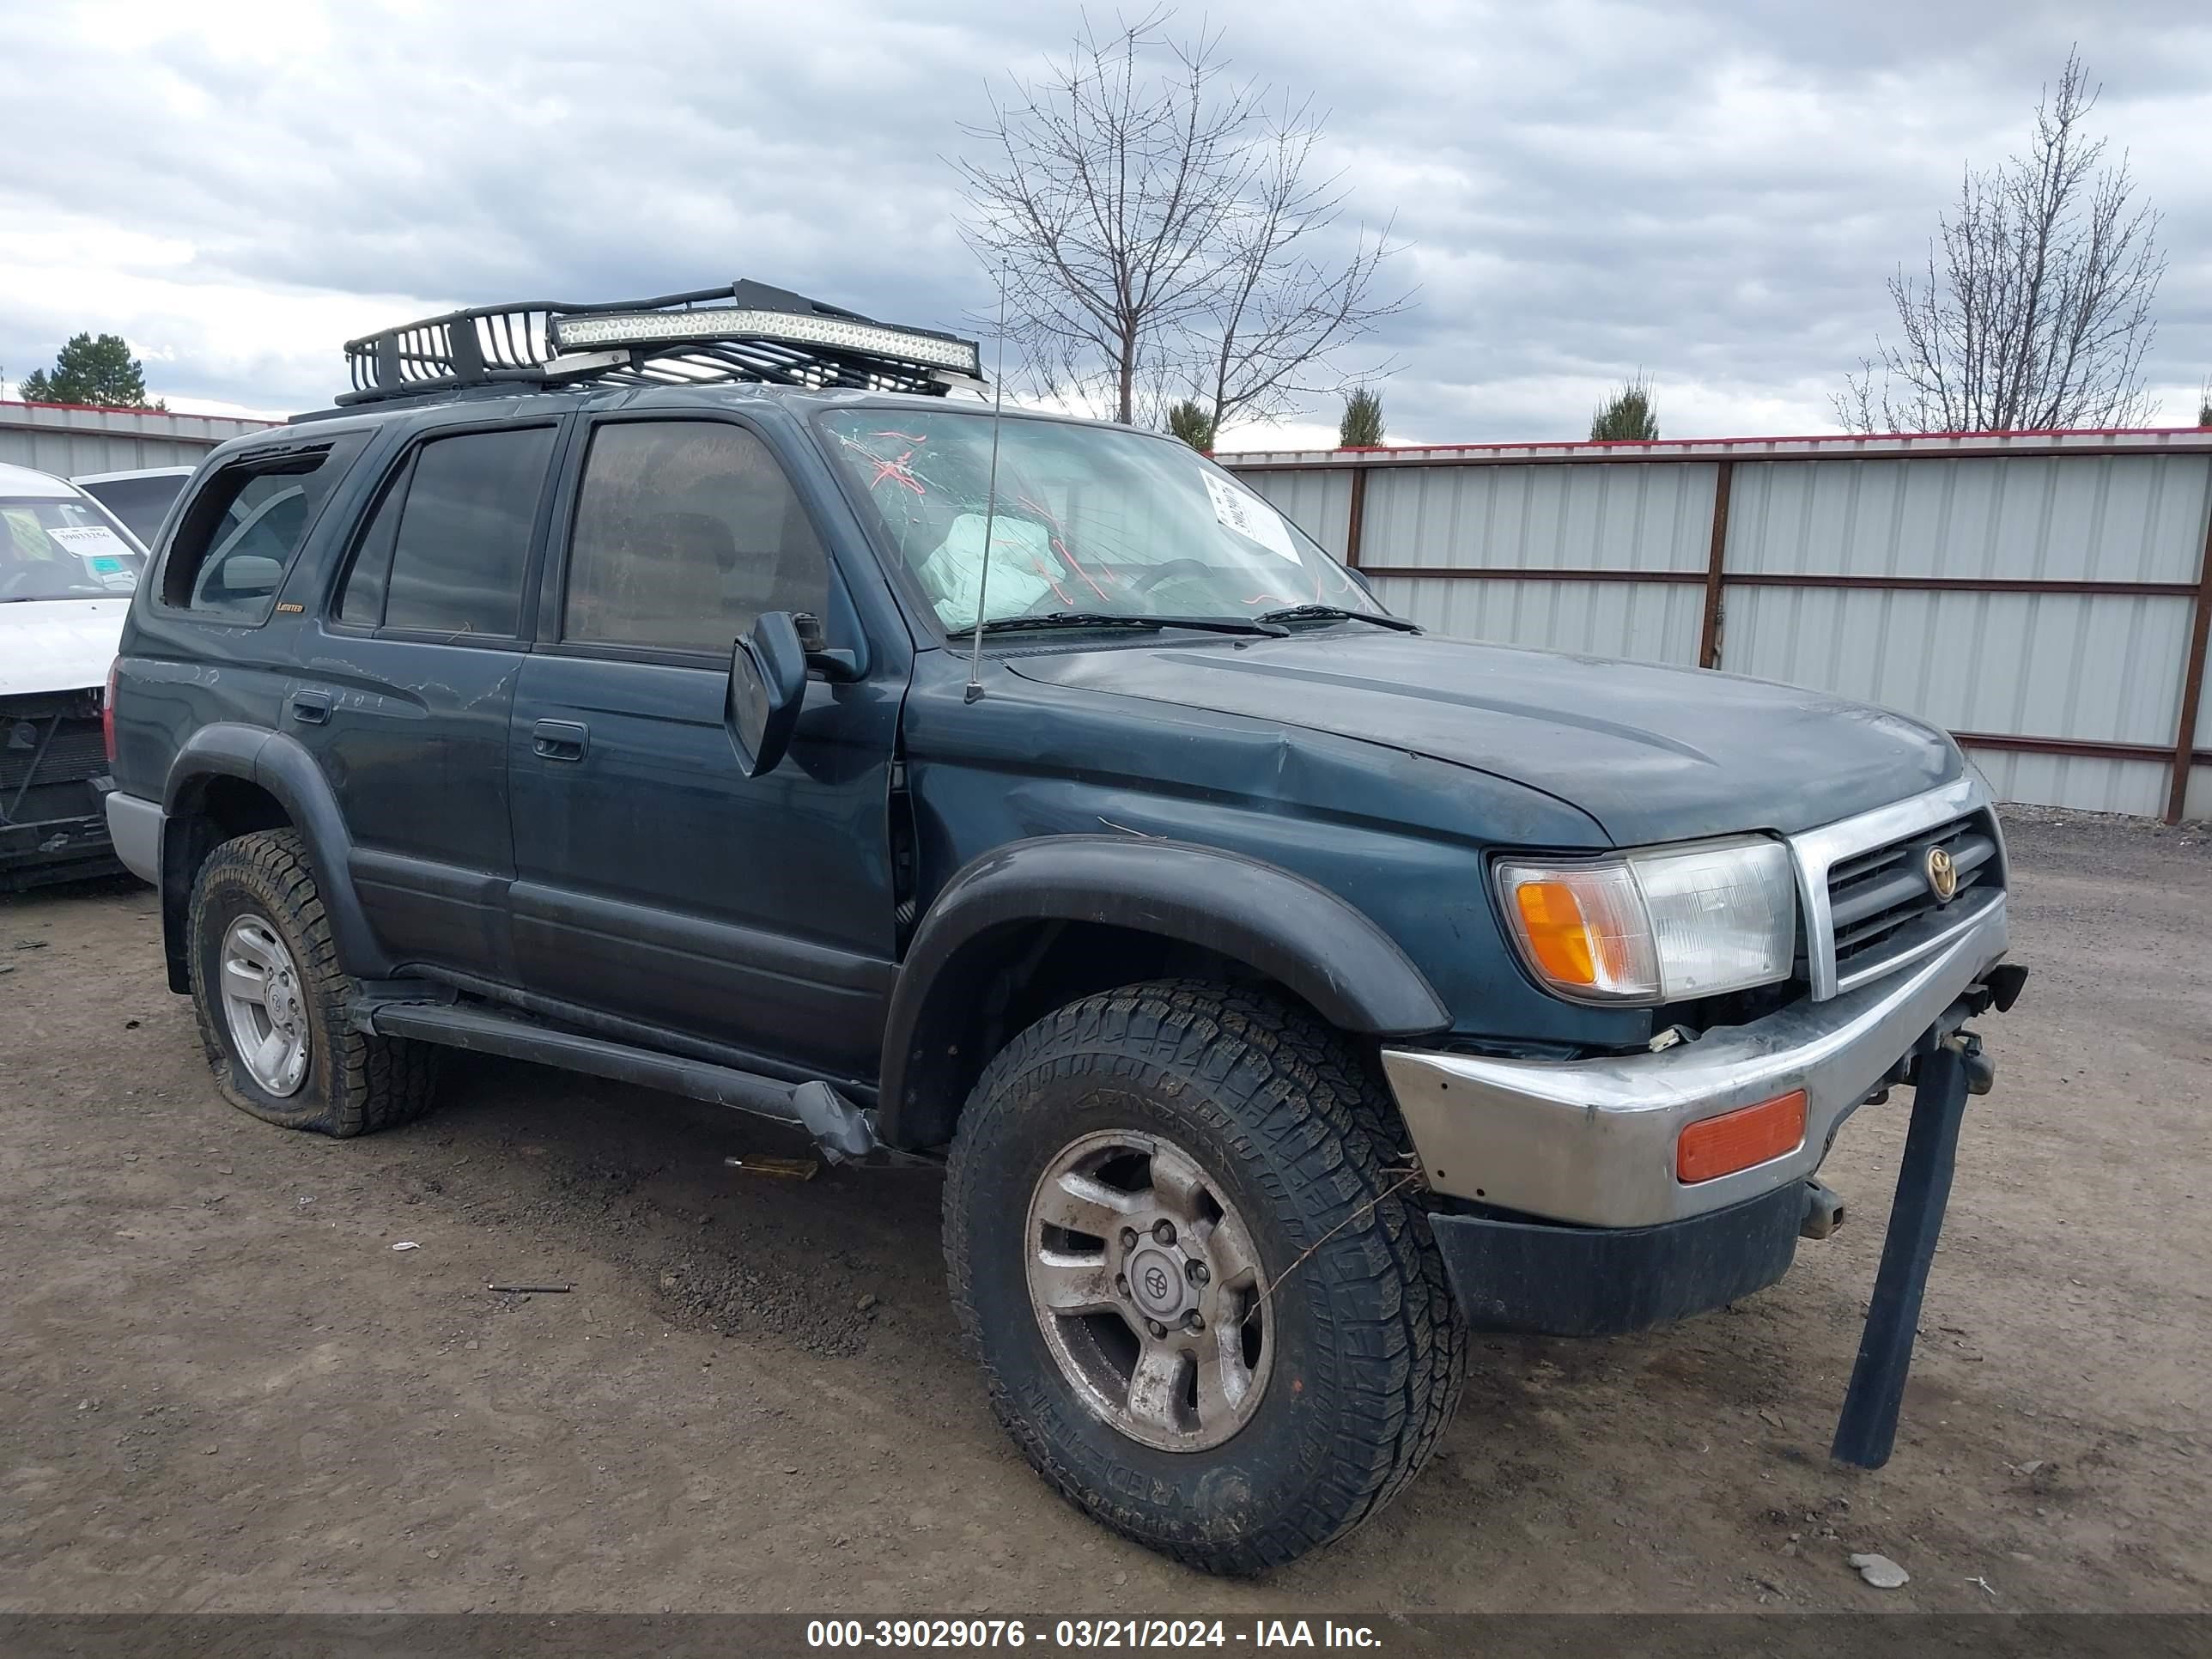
[876,835,1450,1146]
[162,724,392,978]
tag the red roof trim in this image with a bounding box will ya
[0,396,280,426]
[1243,423,2212,459]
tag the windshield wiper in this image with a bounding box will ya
[1254,603,1421,633]
[980,611,1288,637]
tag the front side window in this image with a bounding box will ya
[817,410,1376,632]
[335,427,555,637]
[0,495,144,602]
[562,421,830,655]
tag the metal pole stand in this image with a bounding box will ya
[1830,1024,1984,1468]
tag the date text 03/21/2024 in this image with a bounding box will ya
[805,1619,1384,1650]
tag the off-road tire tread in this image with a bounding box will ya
[187,829,435,1136]
[945,979,1467,1575]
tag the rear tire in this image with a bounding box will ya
[186,829,436,1136]
[944,980,1465,1575]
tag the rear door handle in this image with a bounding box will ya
[291,690,332,726]
[532,718,589,762]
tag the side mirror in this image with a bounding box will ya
[726,611,808,778]
[792,611,860,682]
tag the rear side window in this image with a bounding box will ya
[335,427,556,637]
[561,421,830,655]
[162,440,362,618]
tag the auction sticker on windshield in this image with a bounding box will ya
[1201,471,1300,563]
[49,523,139,589]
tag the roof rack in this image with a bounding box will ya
[337,280,984,407]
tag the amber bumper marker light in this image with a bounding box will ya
[1676,1090,1806,1183]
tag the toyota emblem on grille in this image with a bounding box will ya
[1924,846,1958,902]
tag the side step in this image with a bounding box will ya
[366,1000,879,1163]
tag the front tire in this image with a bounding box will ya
[944,981,1465,1574]
[186,829,437,1136]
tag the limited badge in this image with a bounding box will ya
[1925,845,1958,902]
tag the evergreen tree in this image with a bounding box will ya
[17,333,161,409]
[1339,386,1385,447]
[1166,399,1217,451]
[1589,375,1658,441]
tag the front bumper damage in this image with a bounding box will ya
[1381,886,2009,1231]
[2,689,123,891]
[1379,784,2023,1465]
[1425,1181,1808,1340]
[1383,893,2011,1338]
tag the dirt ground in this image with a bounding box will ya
[0,810,2206,1614]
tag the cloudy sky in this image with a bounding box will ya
[3,0,2208,449]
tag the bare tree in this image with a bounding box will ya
[1182,112,1406,434]
[1835,51,2166,434]
[956,11,1404,433]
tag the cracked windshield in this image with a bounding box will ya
[818,410,1380,633]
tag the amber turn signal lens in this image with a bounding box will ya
[1512,880,1597,985]
[1676,1090,1806,1183]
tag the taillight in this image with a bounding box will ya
[104,658,119,766]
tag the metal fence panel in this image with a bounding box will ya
[1239,467,1352,560]
[1223,432,2212,820]
[1728,454,2211,583]
[1369,574,1703,666]
[1363,462,1717,573]
[1963,748,2172,817]
[1723,587,2193,745]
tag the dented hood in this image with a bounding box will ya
[0,598,127,698]
[1005,630,1960,846]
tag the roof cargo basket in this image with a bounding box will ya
[338,280,983,407]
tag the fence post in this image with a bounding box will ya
[1344,465,1369,569]
[2166,495,2212,824]
[1697,459,1735,669]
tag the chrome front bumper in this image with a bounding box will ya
[1382,887,2008,1228]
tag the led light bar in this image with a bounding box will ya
[550,308,982,375]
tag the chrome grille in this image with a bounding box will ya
[1789,777,2006,1001]
[1826,811,2003,985]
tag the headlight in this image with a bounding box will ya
[1496,836,1797,1003]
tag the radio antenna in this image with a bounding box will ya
[963,269,1011,705]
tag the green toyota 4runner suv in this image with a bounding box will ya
[102,283,2025,1572]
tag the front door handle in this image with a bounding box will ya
[532,718,589,762]
[291,689,332,726]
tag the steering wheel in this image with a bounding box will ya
[1127,558,1217,596]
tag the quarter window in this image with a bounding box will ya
[162,440,361,617]
[562,422,830,655]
